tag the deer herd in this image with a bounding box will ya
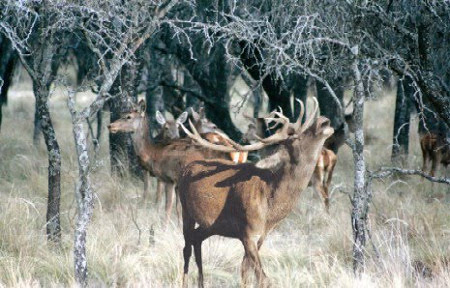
[107,97,447,287]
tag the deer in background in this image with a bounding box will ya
[242,105,337,212]
[152,110,188,205]
[420,132,450,177]
[108,100,245,224]
[178,98,334,288]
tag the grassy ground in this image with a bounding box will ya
[0,84,449,287]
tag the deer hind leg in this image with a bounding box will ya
[182,215,195,288]
[193,241,204,288]
[312,167,328,212]
[164,182,176,226]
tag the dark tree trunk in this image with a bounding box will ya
[34,83,61,242]
[145,56,165,138]
[391,77,413,164]
[121,61,144,178]
[292,76,308,123]
[33,100,41,146]
[316,80,348,153]
[96,110,102,143]
[184,72,201,110]
[0,37,16,133]
[109,79,132,177]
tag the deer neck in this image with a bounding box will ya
[131,116,154,160]
[265,138,325,225]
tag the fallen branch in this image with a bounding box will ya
[369,167,450,185]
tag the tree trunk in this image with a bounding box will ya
[0,37,16,133]
[391,77,413,164]
[121,61,143,178]
[145,64,165,138]
[317,80,348,153]
[108,78,134,177]
[350,58,371,274]
[67,94,94,287]
[33,100,41,146]
[34,83,61,242]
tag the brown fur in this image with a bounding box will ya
[244,117,338,212]
[420,133,450,177]
[309,148,337,212]
[108,102,246,224]
[179,116,334,288]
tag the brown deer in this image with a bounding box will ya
[107,101,245,224]
[152,110,188,205]
[178,98,334,288]
[420,132,450,177]
[310,148,337,212]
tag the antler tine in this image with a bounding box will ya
[292,98,305,131]
[266,111,289,130]
[300,97,319,133]
[180,120,239,153]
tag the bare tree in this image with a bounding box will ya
[0,0,71,242]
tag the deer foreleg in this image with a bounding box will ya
[312,168,329,212]
[164,183,175,225]
[242,237,268,288]
[155,180,164,205]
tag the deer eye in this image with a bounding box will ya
[126,115,132,119]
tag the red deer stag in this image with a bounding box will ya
[178,98,334,288]
[420,132,450,177]
[107,101,244,224]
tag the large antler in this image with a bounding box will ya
[180,115,290,152]
[181,98,319,152]
[180,120,238,152]
[300,97,319,133]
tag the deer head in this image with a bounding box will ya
[155,110,188,140]
[107,100,146,134]
[189,106,218,134]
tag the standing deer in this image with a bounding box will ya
[420,132,450,177]
[107,100,245,224]
[152,110,188,205]
[178,98,334,288]
[310,148,337,212]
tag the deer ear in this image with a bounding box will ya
[177,111,188,125]
[138,100,146,113]
[155,111,166,125]
[190,107,200,121]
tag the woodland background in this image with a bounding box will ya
[0,0,449,287]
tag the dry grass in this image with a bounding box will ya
[0,85,449,287]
